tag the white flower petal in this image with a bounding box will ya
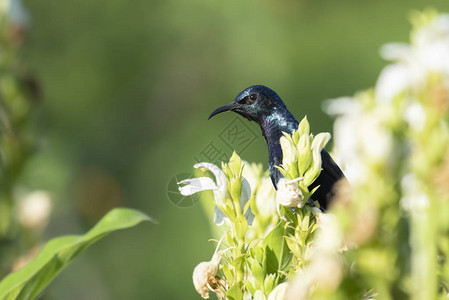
[276,178,303,208]
[267,282,288,300]
[404,102,426,131]
[195,163,228,204]
[311,132,331,153]
[375,63,411,103]
[178,177,217,196]
[380,43,411,61]
[322,97,360,116]
[254,290,267,300]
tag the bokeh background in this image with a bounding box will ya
[16,0,449,299]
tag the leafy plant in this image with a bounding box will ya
[0,208,153,300]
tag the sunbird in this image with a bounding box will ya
[209,85,345,210]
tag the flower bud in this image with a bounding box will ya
[228,151,243,177]
[297,133,312,176]
[297,116,310,135]
[276,178,304,208]
[303,132,330,186]
[280,136,298,168]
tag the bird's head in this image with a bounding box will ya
[208,85,286,123]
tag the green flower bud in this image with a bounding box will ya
[297,133,312,176]
[280,135,299,177]
[229,151,243,177]
[311,132,331,153]
[297,116,310,135]
[303,133,330,187]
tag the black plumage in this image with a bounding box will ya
[208,85,345,210]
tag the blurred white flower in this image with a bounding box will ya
[376,14,449,103]
[358,114,393,163]
[18,191,52,229]
[254,290,267,300]
[414,14,449,74]
[268,282,288,300]
[404,102,426,131]
[315,213,343,252]
[286,214,343,300]
[375,63,411,104]
[400,173,429,214]
[325,97,393,184]
[7,0,29,27]
[323,97,364,184]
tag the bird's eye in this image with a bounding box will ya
[249,93,257,101]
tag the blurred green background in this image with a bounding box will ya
[17,0,449,299]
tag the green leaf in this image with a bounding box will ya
[0,208,153,300]
[227,285,243,300]
[221,264,234,283]
[262,222,291,274]
[285,236,301,258]
[247,258,264,288]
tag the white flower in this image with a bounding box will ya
[324,97,364,183]
[375,63,412,104]
[192,252,224,299]
[275,178,304,208]
[404,102,426,131]
[253,290,267,300]
[18,191,52,229]
[375,14,449,103]
[358,114,393,163]
[178,163,227,204]
[324,96,393,184]
[414,14,449,75]
[178,162,254,226]
[315,213,343,252]
[400,173,429,214]
[267,282,288,300]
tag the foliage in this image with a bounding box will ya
[0,0,46,277]
[179,118,331,299]
[180,10,449,300]
[0,208,152,300]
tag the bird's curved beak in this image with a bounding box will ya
[208,103,235,119]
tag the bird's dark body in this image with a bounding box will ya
[209,85,345,210]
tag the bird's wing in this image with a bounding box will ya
[320,149,345,181]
